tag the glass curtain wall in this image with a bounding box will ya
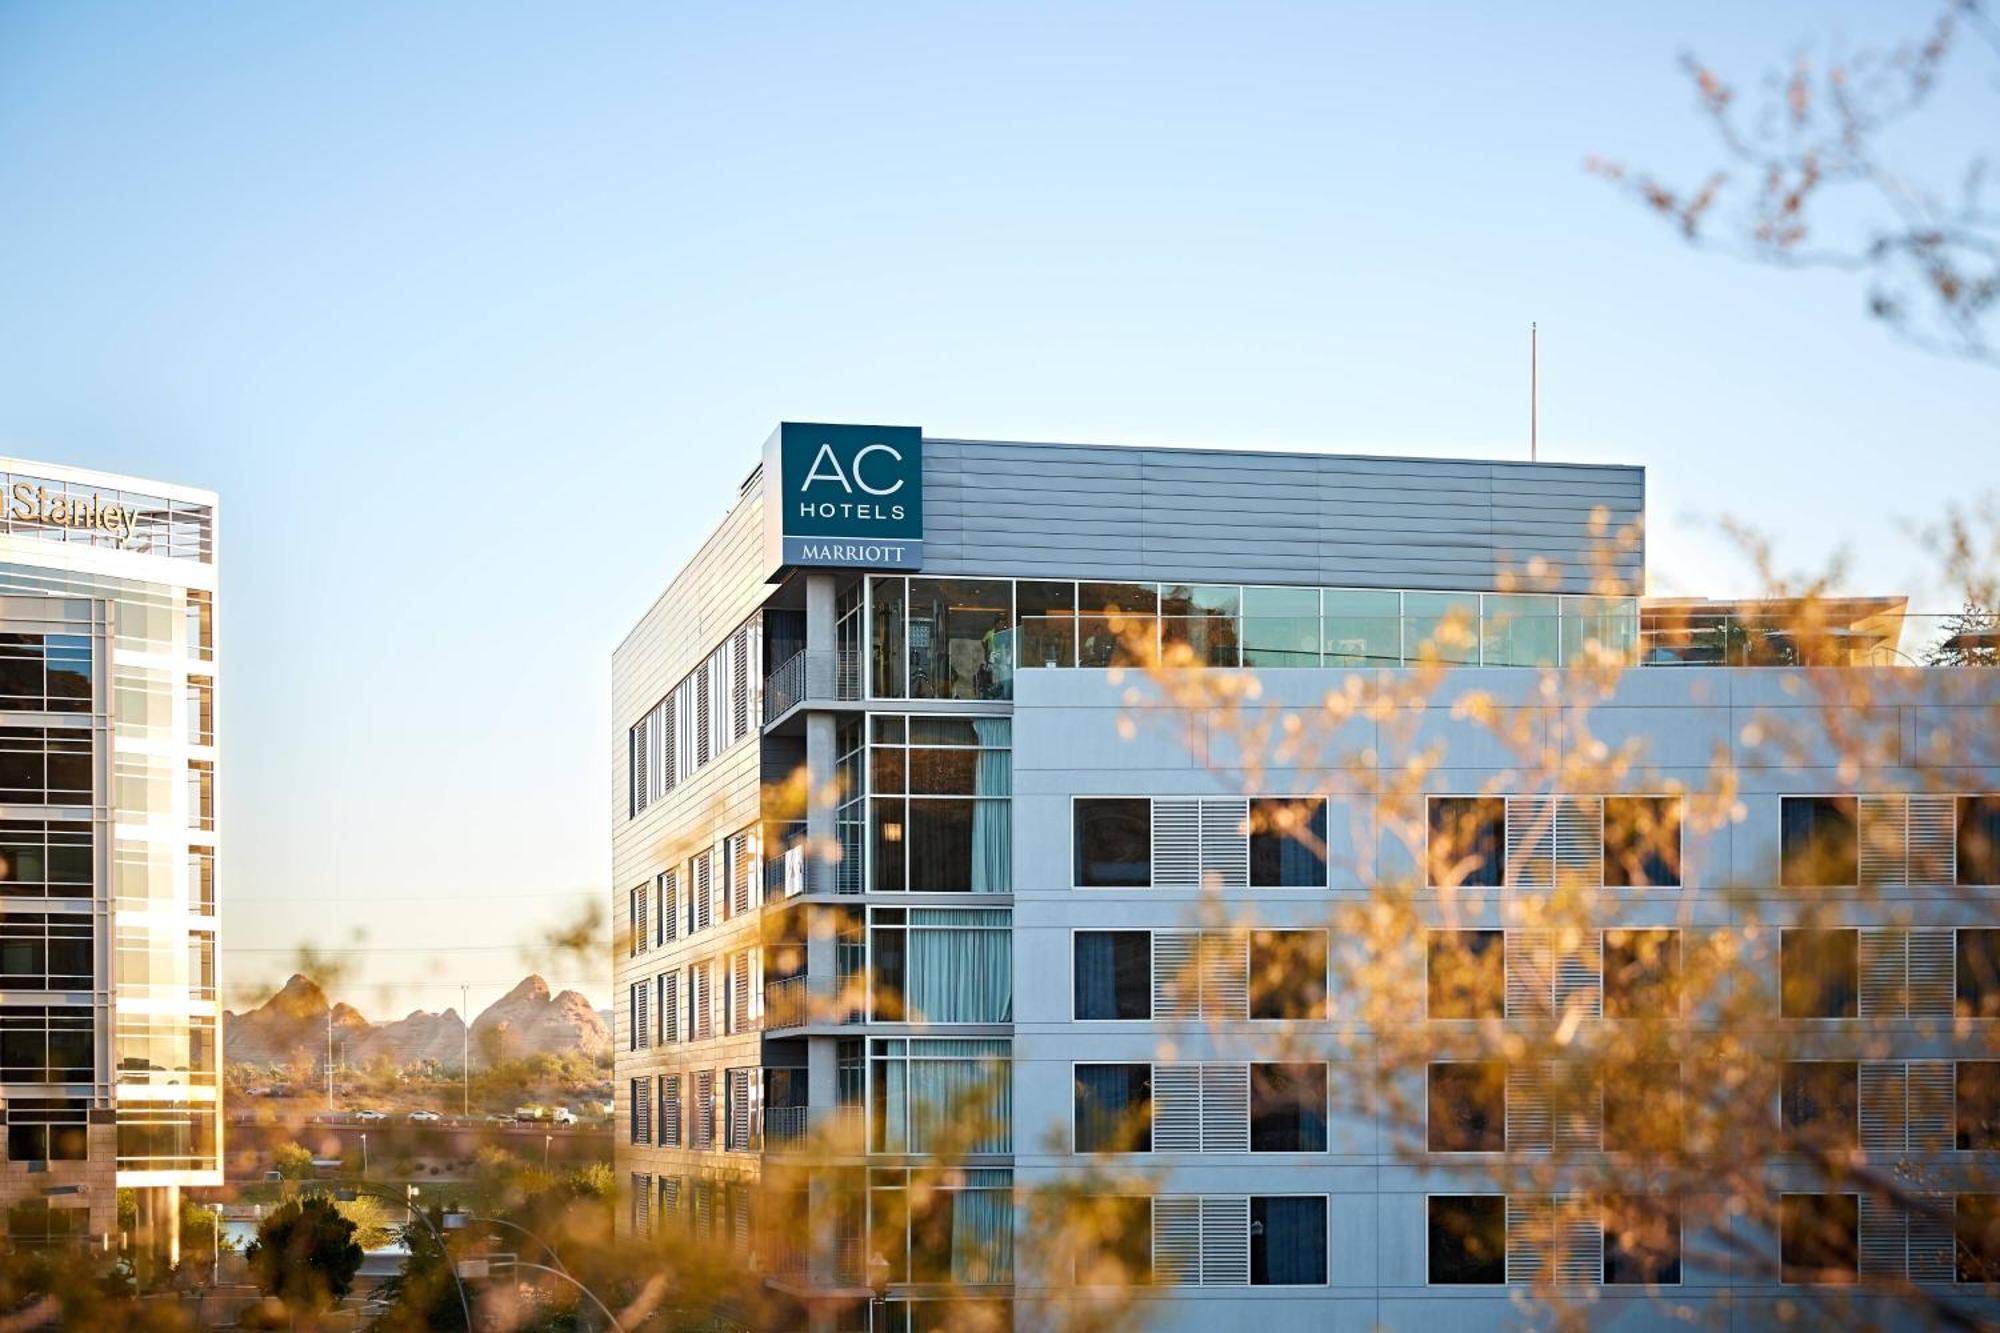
[869,716,1010,894]
[871,908,1012,1022]
[869,1038,1012,1154]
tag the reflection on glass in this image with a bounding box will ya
[1079,583,1157,668]
[1481,594,1560,667]
[1405,592,1481,665]
[909,579,1013,700]
[1243,587,1320,667]
[1323,589,1402,666]
[1563,595,1639,665]
[1017,581,1077,669]
[1161,585,1239,666]
[870,577,906,698]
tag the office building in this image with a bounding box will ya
[612,425,1998,1329]
[0,461,219,1257]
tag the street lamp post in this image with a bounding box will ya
[360,1132,368,1177]
[543,1134,552,1172]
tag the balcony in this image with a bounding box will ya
[762,963,865,1031]
[762,648,861,724]
[762,823,864,901]
[756,1103,864,1154]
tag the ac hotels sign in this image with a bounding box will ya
[764,422,924,572]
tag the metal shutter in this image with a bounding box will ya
[1506,931,1553,1018]
[1200,799,1249,889]
[1199,1065,1250,1153]
[731,625,752,741]
[1909,931,1955,1019]
[632,717,650,816]
[1508,796,1555,889]
[727,1068,752,1150]
[695,663,711,767]
[1154,800,1199,887]
[1554,1073,1602,1153]
[1152,1065,1201,1151]
[1555,933,1602,1020]
[1557,1198,1603,1286]
[662,694,679,791]
[1909,1198,1956,1284]
[1153,1197,1200,1284]
[1859,1062,1907,1157]
[632,1173,652,1236]
[694,1071,715,1150]
[731,831,755,917]
[635,1079,652,1145]
[659,973,678,1044]
[1200,933,1248,1020]
[693,1179,714,1237]
[693,963,712,1040]
[661,1075,682,1146]
[731,1181,753,1252]
[1908,1062,1954,1151]
[1507,1064,1553,1153]
[694,852,713,933]
[1153,932,1200,1019]
[633,982,650,1050]
[659,1174,681,1218]
[732,952,752,1033]
[633,887,648,956]
[1910,797,1956,884]
[1199,1196,1250,1286]
[1860,796,1906,887]
[1858,1196,1905,1280]
[660,870,677,944]
[1555,797,1603,886]
[1506,1195,1553,1283]
[1859,929,1906,1019]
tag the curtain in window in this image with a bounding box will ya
[951,1179,1015,1283]
[907,911,1012,1022]
[879,1056,908,1153]
[1255,1197,1326,1285]
[907,1041,1011,1154]
[1074,932,1119,1020]
[970,719,1011,893]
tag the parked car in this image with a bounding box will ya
[352,1109,387,1123]
[407,1109,441,1123]
[484,1112,516,1126]
[551,1106,578,1127]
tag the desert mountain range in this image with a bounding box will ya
[225,974,611,1070]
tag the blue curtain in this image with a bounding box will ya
[1252,1197,1327,1285]
[1074,932,1118,1020]
[951,1181,1015,1283]
[907,911,1011,1022]
[970,719,1011,893]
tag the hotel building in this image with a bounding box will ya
[0,461,219,1256]
[611,425,1999,1330]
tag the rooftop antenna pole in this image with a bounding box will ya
[1530,322,1539,462]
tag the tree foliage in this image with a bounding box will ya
[244,1196,364,1316]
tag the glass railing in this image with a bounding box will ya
[1012,613,1642,669]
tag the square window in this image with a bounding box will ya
[1250,1064,1327,1152]
[1428,1062,1505,1153]
[1781,929,1858,1019]
[1429,798,1504,888]
[1249,798,1327,887]
[1957,1194,2000,1284]
[1604,796,1683,887]
[1781,797,1858,888]
[1074,1064,1150,1154]
[1959,929,2000,1020]
[1958,1062,2000,1150]
[1428,1195,1506,1284]
[1074,932,1150,1020]
[1249,1196,1327,1285]
[1603,929,1682,1019]
[1602,1063,1685,1154]
[1249,930,1327,1020]
[1781,1062,1858,1150]
[1780,1193,1858,1285]
[1074,800,1150,887]
[1602,1197,1681,1285]
[1960,796,2000,887]
[1427,930,1504,1020]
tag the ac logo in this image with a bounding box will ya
[802,442,908,497]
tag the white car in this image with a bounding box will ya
[407,1110,442,1123]
[352,1109,387,1124]
[551,1107,578,1127]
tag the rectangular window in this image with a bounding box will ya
[1429,797,1504,888]
[1603,928,1681,1018]
[1427,930,1504,1019]
[1959,928,2000,1019]
[1959,1062,2000,1150]
[1323,588,1401,668]
[1248,798,1327,887]
[1602,1198,1681,1285]
[0,636,91,714]
[1078,583,1157,668]
[3,1097,87,1163]
[1249,1196,1327,1285]
[0,1006,92,1081]
[186,761,214,832]
[1160,584,1240,667]
[871,1038,1011,1155]
[1781,928,1859,1019]
[659,1075,682,1147]
[1781,1061,1858,1150]
[1428,1195,1506,1284]
[1428,1062,1505,1153]
[1603,795,1682,887]
[1074,931,1151,1020]
[1075,799,1150,887]
[186,677,214,747]
[1779,1193,1858,1285]
[1017,581,1077,670]
[1957,1194,2000,1284]
[1242,586,1320,669]
[1249,1064,1327,1153]
[1075,1064,1151,1154]
[869,908,1011,1024]
[1781,796,1858,888]
[189,848,215,915]
[629,1077,652,1145]
[184,591,213,661]
[1602,1064,1685,1153]
[1249,930,1327,1020]
[629,885,648,957]
[870,716,1011,893]
[1960,796,2000,886]
[908,578,1013,702]
[1075,1197,1151,1285]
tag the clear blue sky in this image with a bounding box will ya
[0,3,1991,1015]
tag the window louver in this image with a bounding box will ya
[732,952,753,1033]
[632,1173,651,1236]
[731,625,752,740]
[1859,1195,1905,1280]
[693,852,713,933]
[692,963,712,1041]
[632,886,648,957]
[1555,797,1604,883]
[1200,934,1248,1019]
[1199,1065,1251,1153]
[660,1075,682,1146]
[632,982,650,1051]
[1153,1197,1201,1284]
[1859,930,1955,1019]
[1153,800,1200,887]
[1506,931,1553,1018]
[1506,1195,1553,1283]
[1153,932,1199,1019]
[730,830,755,917]
[1908,1199,1956,1284]
[694,662,711,767]
[1907,1062,1953,1151]
[1199,1196,1250,1286]
[1555,934,1603,1019]
[1554,1076,1603,1153]
[1556,1198,1603,1286]
[1859,796,1960,885]
[658,973,678,1044]
[727,1068,753,1150]
[660,870,677,945]
[632,717,649,817]
[1508,797,1555,888]
[1859,1063,1907,1158]
[1860,929,1907,1018]
[1200,799,1249,888]
[694,1071,715,1150]
[1151,1066,1202,1151]
[1506,1064,1553,1153]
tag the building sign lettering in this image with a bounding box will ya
[11,484,139,543]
